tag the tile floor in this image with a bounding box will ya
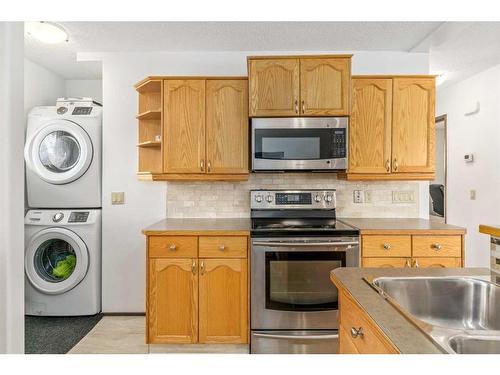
[68,316,250,354]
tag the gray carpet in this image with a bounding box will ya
[25,314,103,354]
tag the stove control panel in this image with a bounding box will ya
[251,190,336,209]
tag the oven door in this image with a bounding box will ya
[251,117,348,171]
[251,237,359,330]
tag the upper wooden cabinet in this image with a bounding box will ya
[164,80,206,174]
[248,58,299,117]
[206,80,249,174]
[135,77,249,181]
[392,78,435,174]
[341,75,436,181]
[248,55,351,117]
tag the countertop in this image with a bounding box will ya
[479,224,500,238]
[340,218,466,235]
[142,218,251,235]
[330,267,492,354]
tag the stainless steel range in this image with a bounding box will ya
[250,189,359,354]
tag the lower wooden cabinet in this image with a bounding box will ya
[199,258,248,343]
[146,235,249,344]
[148,258,198,343]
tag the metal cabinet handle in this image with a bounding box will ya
[383,243,391,250]
[350,327,364,339]
[301,100,305,113]
[200,260,205,275]
[405,258,411,268]
[191,260,196,275]
[207,160,211,172]
[432,243,442,251]
[168,244,176,251]
[294,99,299,113]
[200,159,205,172]
[218,244,225,251]
[393,158,398,172]
[386,160,391,172]
[413,259,420,268]
[252,332,339,340]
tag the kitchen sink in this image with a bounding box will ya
[372,277,500,331]
[367,276,500,354]
[449,335,500,354]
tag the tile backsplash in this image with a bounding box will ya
[166,174,421,218]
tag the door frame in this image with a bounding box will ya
[434,114,448,223]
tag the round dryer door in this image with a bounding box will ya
[25,228,89,295]
[24,120,93,185]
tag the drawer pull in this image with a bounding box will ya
[350,327,364,339]
[383,243,391,250]
[431,243,442,251]
[218,244,226,251]
[168,244,177,251]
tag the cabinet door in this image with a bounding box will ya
[248,58,299,117]
[392,78,435,173]
[349,78,392,173]
[199,258,248,343]
[163,80,205,173]
[413,257,461,268]
[300,58,350,116]
[339,325,360,354]
[148,258,198,343]
[362,257,411,268]
[206,80,249,174]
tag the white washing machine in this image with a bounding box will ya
[25,209,101,316]
[25,98,102,208]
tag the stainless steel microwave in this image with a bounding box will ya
[251,117,348,172]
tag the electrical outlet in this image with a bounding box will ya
[364,190,372,203]
[392,191,415,203]
[470,190,476,200]
[353,190,364,203]
[111,192,125,205]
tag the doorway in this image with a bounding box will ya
[430,115,447,223]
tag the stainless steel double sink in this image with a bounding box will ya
[368,276,500,354]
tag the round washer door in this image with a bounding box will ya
[24,120,93,185]
[25,228,89,295]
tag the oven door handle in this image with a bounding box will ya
[252,241,359,247]
[252,332,339,340]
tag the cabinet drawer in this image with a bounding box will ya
[413,257,462,268]
[148,236,198,258]
[362,257,410,268]
[340,291,398,354]
[362,235,411,257]
[412,236,461,257]
[199,236,247,258]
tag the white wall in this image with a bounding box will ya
[65,79,103,103]
[24,58,65,117]
[83,50,431,312]
[437,64,500,267]
[0,22,25,354]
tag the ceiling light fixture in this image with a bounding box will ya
[25,22,68,44]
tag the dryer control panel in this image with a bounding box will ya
[72,107,93,115]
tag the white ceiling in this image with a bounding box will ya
[24,21,500,87]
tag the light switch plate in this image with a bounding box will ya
[353,190,364,203]
[111,192,125,205]
[470,190,476,200]
[392,191,415,203]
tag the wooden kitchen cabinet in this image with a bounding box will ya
[361,233,464,268]
[148,258,198,344]
[248,55,351,117]
[145,233,249,344]
[340,75,436,181]
[199,258,248,343]
[135,77,249,181]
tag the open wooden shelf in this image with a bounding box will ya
[137,141,162,148]
[135,78,162,93]
[136,110,161,120]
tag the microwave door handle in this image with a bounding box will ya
[252,332,339,340]
[252,241,359,247]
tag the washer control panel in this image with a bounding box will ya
[68,211,90,223]
[72,107,93,115]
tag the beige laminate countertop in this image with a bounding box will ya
[341,218,466,235]
[330,267,492,354]
[142,218,251,235]
[479,224,500,238]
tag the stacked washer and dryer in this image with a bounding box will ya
[24,98,102,316]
